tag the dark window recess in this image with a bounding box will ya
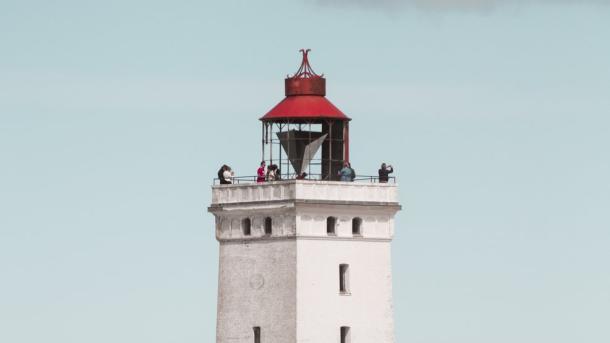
[264,217,272,235]
[352,217,362,236]
[253,327,261,343]
[242,218,251,236]
[340,326,351,343]
[327,216,337,235]
[339,264,349,293]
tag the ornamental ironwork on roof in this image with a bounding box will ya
[261,49,349,121]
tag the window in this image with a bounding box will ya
[242,218,251,236]
[253,327,261,343]
[264,217,272,236]
[327,216,337,235]
[339,264,349,294]
[340,326,351,343]
[352,217,362,236]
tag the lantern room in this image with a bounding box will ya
[260,49,350,181]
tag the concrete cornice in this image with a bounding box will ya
[208,199,401,213]
[217,235,392,244]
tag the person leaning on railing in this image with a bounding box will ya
[378,163,394,183]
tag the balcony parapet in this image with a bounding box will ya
[211,180,398,206]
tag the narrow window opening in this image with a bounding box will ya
[340,326,351,343]
[242,218,251,236]
[253,326,261,343]
[327,216,337,235]
[339,264,350,294]
[264,217,272,236]
[352,217,362,236]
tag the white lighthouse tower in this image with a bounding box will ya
[208,50,401,343]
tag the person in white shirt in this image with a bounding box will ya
[222,166,234,184]
[266,164,277,181]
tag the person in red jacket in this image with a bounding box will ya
[256,161,266,183]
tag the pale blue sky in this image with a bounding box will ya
[1,1,609,342]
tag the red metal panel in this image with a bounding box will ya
[285,77,325,96]
[260,95,350,121]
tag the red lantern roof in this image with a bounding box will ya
[262,95,347,121]
[260,49,350,122]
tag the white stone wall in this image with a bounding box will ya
[296,239,394,343]
[296,208,394,240]
[209,180,400,343]
[216,213,296,241]
[217,240,297,343]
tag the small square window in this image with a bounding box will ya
[242,218,251,236]
[340,326,351,343]
[327,216,337,235]
[339,264,350,294]
[352,217,362,236]
[253,326,260,343]
[264,217,272,235]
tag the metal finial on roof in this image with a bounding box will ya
[288,49,323,79]
[284,49,326,96]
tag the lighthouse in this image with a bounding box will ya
[208,50,401,343]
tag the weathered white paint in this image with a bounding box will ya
[217,240,297,343]
[209,180,400,343]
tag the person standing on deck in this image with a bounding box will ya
[257,161,266,183]
[267,164,277,181]
[338,162,353,182]
[223,166,234,184]
[218,165,230,184]
[378,163,394,183]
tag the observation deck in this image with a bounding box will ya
[209,179,401,243]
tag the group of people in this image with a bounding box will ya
[217,161,394,184]
[338,162,394,183]
[257,161,281,183]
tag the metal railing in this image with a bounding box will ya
[352,175,396,183]
[213,175,396,185]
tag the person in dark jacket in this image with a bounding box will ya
[378,163,394,183]
[218,165,230,184]
[348,162,356,181]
